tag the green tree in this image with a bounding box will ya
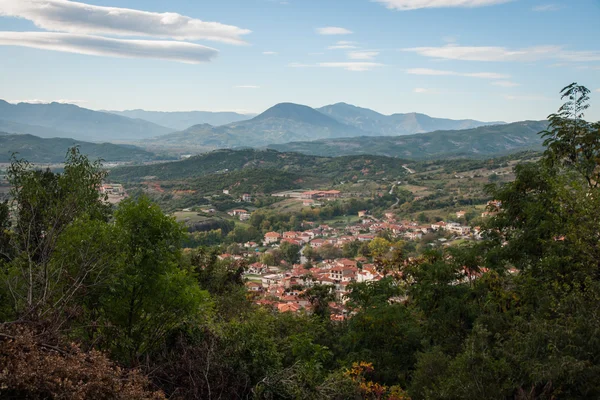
[100,197,210,364]
[279,241,301,265]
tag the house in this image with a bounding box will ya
[456,210,466,218]
[245,282,263,292]
[242,193,252,202]
[431,221,447,231]
[261,274,284,287]
[277,303,302,313]
[310,238,325,248]
[385,212,396,220]
[264,232,281,244]
[329,266,357,283]
[446,223,471,235]
[238,212,251,221]
[358,210,368,218]
[99,183,125,195]
[223,189,230,195]
[228,209,248,217]
[283,231,298,239]
[404,231,423,240]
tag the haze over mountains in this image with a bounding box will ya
[0,100,173,141]
[147,102,505,149]
[107,109,254,131]
[0,132,156,163]
[0,98,551,162]
[268,121,547,159]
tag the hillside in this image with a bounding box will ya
[0,133,157,163]
[317,102,502,135]
[108,148,412,182]
[0,100,174,141]
[148,103,366,148]
[268,120,548,159]
[107,109,254,130]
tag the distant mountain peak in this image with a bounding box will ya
[252,102,344,127]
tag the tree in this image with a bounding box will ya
[1,148,110,322]
[301,284,335,319]
[368,237,392,258]
[317,243,342,260]
[542,82,600,188]
[99,197,210,365]
[279,241,301,265]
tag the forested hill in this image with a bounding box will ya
[108,148,412,182]
[268,120,548,158]
[0,133,158,163]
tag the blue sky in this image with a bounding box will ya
[0,0,599,122]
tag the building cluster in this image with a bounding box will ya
[243,258,386,319]
[232,212,483,318]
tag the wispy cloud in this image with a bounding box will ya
[492,80,520,87]
[348,51,379,60]
[596,88,600,93]
[413,88,439,94]
[0,0,251,45]
[328,45,357,50]
[262,51,278,55]
[403,44,559,62]
[403,44,600,63]
[316,27,353,35]
[234,85,260,89]
[406,68,508,79]
[0,32,219,63]
[374,0,512,11]
[328,41,358,49]
[505,95,552,101]
[532,4,562,11]
[290,62,383,71]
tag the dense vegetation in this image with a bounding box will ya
[109,148,412,183]
[1,84,599,399]
[0,132,159,163]
[268,120,548,159]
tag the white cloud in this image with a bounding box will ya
[336,41,356,45]
[316,27,353,35]
[328,45,357,50]
[262,51,278,55]
[492,80,520,87]
[234,85,260,89]
[596,88,600,93]
[374,0,512,11]
[532,4,562,11]
[406,68,508,79]
[348,51,379,60]
[0,0,251,45]
[290,62,383,71]
[403,44,600,63]
[403,44,560,62]
[557,51,600,62]
[0,31,218,63]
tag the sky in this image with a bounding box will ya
[0,0,599,122]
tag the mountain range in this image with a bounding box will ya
[268,120,548,159]
[0,100,173,141]
[316,102,504,135]
[147,102,504,149]
[0,132,158,163]
[106,109,254,130]
[0,100,505,150]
